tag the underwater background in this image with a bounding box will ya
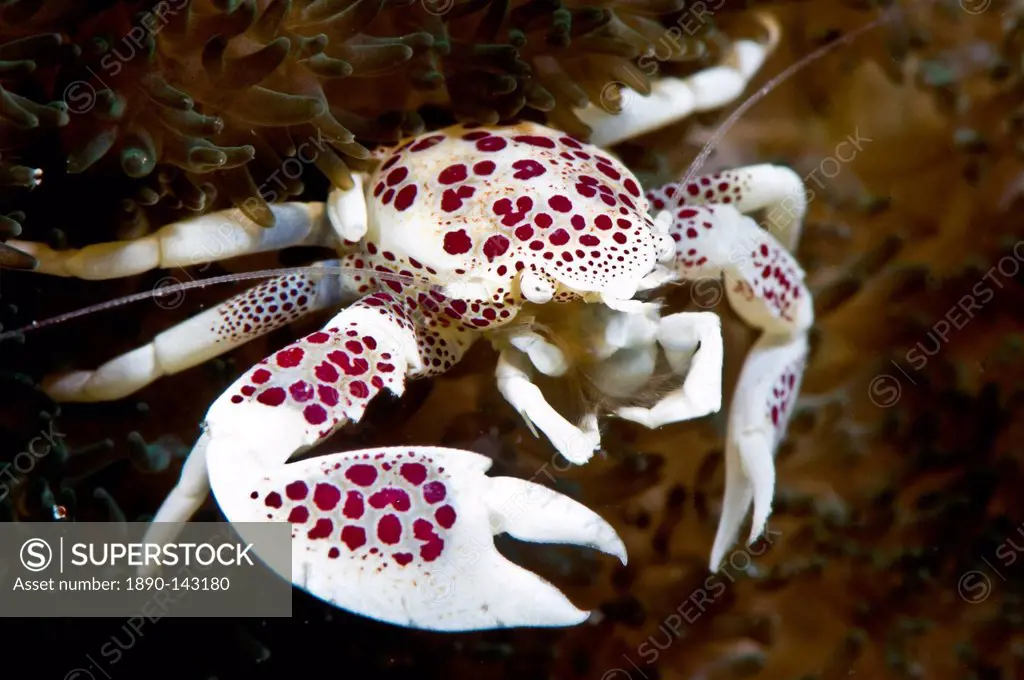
[2,0,1024,678]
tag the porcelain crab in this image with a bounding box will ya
[7,14,813,631]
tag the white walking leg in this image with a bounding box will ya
[709,331,808,571]
[648,165,808,251]
[5,185,366,279]
[495,349,600,465]
[42,260,356,402]
[498,328,569,377]
[140,432,211,560]
[574,13,781,146]
[614,311,723,429]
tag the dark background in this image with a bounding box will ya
[2,1,1024,678]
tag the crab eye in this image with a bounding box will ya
[518,270,556,303]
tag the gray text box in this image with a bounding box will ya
[0,522,292,617]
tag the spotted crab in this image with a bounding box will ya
[7,13,814,632]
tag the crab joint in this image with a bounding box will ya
[326,178,368,242]
[442,278,491,302]
[653,210,673,234]
[638,265,676,291]
[598,276,644,312]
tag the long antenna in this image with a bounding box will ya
[0,265,429,341]
[677,6,901,193]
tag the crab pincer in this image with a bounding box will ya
[148,297,624,630]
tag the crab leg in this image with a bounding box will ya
[496,327,569,377]
[652,202,812,569]
[574,13,781,147]
[42,260,355,402]
[613,311,724,429]
[6,181,370,279]
[495,349,601,465]
[142,431,212,550]
[648,164,807,251]
[711,331,807,570]
[144,293,624,630]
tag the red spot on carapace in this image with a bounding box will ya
[512,159,546,179]
[596,163,621,180]
[386,167,408,186]
[265,492,283,508]
[514,135,555,148]
[476,136,506,152]
[438,164,468,184]
[409,135,444,152]
[443,229,473,255]
[441,185,475,212]
[288,506,309,523]
[483,235,510,260]
[394,184,417,211]
[514,225,534,241]
[548,195,571,212]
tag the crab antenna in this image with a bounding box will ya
[0,265,427,340]
[678,6,900,190]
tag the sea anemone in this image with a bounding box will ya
[0,0,752,240]
[0,30,73,269]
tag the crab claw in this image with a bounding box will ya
[206,404,624,630]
